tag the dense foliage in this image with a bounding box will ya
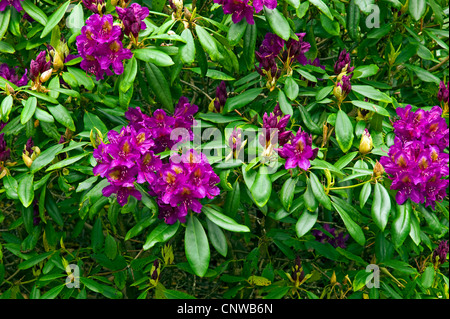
[0,0,448,300]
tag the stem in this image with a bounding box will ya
[328,178,372,191]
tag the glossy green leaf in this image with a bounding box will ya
[304,178,319,212]
[392,201,411,248]
[264,6,291,41]
[295,209,318,238]
[40,0,70,38]
[224,88,262,113]
[203,206,249,232]
[280,177,298,211]
[143,221,180,250]
[227,19,247,46]
[335,110,354,153]
[46,104,75,131]
[180,28,195,65]
[206,217,228,257]
[144,62,173,111]
[409,0,426,21]
[372,182,391,231]
[195,25,219,60]
[133,48,174,67]
[250,165,272,208]
[185,215,210,277]
[21,0,48,26]
[18,174,34,208]
[30,144,64,173]
[308,0,334,20]
[309,172,332,210]
[332,202,366,246]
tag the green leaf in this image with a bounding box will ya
[0,41,15,54]
[409,0,427,21]
[224,88,262,113]
[22,0,48,26]
[195,25,218,60]
[202,206,250,232]
[243,23,257,69]
[335,110,354,153]
[46,104,75,131]
[44,192,64,226]
[355,0,374,13]
[264,6,291,41]
[34,108,54,123]
[250,166,272,208]
[119,56,137,93]
[359,182,371,208]
[18,251,53,270]
[351,85,392,103]
[308,0,334,20]
[298,105,322,134]
[40,0,70,38]
[278,89,293,116]
[409,212,421,246]
[189,68,235,81]
[45,153,89,171]
[30,144,64,173]
[185,215,210,277]
[66,67,94,90]
[1,95,13,122]
[347,0,361,41]
[332,202,366,246]
[404,64,441,84]
[352,64,379,79]
[421,265,435,289]
[351,100,390,117]
[66,3,84,33]
[105,235,117,261]
[227,19,247,46]
[280,177,298,211]
[143,221,180,250]
[164,289,196,299]
[296,209,318,238]
[392,201,411,248]
[180,29,195,65]
[18,174,34,208]
[224,179,240,218]
[133,48,174,67]
[303,178,318,212]
[0,9,11,40]
[320,13,340,36]
[371,182,391,231]
[144,62,173,111]
[309,172,332,210]
[206,217,228,257]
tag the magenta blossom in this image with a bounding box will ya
[0,63,28,87]
[277,127,318,170]
[82,0,105,14]
[0,0,23,11]
[116,3,150,39]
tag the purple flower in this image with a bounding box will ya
[380,105,449,208]
[228,127,242,152]
[433,240,449,265]
[82,0,105,14]
[214,81,228,112]
[334,49,354,77]
[116,3,149,39]
[437,81,449,105]
[220,0,255,24]
[335,74,352,98]
[259,104,292,148]
[312,224,349,249]
[153,149,220,224]
[0,0,23,11]
[76,14,131,80]
[29,51,52,84]
[277,127,318,170]
[103,184,142,206]
[291,256,305,284]
[0,63,28,87]
[253,0,277,12]
[23,137,34,156]
[0,133,10,162]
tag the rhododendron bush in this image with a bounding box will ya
[0,0,448,300]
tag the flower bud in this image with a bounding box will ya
[90,127,103,149]
[359,129,373,154]
[6,83,14,95]
[39,68,53,83]
[22,153,33,168]
[373,161,384,178]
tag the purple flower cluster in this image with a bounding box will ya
[255,32,324,84]
[0,133,10,162]
[153,150,220,224]
[0,0,23,12]
[82,0,105,14]
[214,0,277,24]
[93,98,220,224]
[312,224,349,249]
[432,240,449,265]
[76,14,132,80]
[259,104,292,148]
[213,81,228,113]
[29,51,52,90]
[438,80,449,106]
[116,3,149,39]
[380,105,449,209]
[0,63,28,87]
[334,49,354,77]
[277,127,318,171]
